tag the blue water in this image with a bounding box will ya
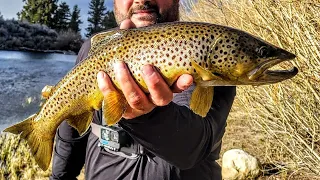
[0,50,77,131]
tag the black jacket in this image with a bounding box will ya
[50,38,236,180]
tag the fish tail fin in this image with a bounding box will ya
[4,114,36,136]
[3,114,53,171]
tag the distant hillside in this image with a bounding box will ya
[0,18,83,54]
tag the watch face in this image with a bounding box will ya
[111,131,119,142]
[101,128,110,141]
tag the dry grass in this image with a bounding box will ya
[1,0,320,179]
[0,134,51,180]
[181,0,320,178]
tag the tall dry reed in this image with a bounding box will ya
[181,0,320,175]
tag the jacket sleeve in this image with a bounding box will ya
[119,85,236,170]
[50,40,91,180]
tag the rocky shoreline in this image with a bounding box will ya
[0,47,77,55]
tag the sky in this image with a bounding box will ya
[0,0,114,36]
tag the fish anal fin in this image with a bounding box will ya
[3,114,54,171]
[190,86,214,117]
[41,85,55,99]
[103,91,128,126]
[88,90,104,110]
[67,111,94,136]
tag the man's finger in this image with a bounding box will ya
[142,65,173,106]
[97,71,116,97]
[171,74,194,93]
[114,62,153,111]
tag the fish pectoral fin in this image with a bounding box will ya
[103,91,128,126]
[197,79,236,86]
[67,111,94,136]
[3,114,54,171]
[192,60,219,81]
[190,85,214,117]
[41,85,55,99]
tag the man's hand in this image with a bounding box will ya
[97,19,193,120]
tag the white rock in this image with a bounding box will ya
[222,149,261,180]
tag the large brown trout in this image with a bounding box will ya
[4,22,298,170]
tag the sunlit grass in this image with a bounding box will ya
[0,134,51,179]
[181,0,320,177]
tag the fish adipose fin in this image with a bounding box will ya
[103,91,128,126]
[67,111,94,136]
[3,114,53,171]
[41,85,55,99]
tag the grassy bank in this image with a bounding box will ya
[0,134,50,179]
[181,0,320,178]
[1,0,319,179]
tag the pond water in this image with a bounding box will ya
[0,50,77,131]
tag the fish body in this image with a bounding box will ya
[4,21,298,170]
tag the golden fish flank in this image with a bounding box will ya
[3,21,298,171]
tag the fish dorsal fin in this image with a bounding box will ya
[89,30,124,56]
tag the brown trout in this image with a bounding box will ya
[4,21,298,170]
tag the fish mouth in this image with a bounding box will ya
[248,51,298,84]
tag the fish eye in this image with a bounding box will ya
[257,46,269,57]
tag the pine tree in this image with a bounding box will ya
[54,2,71,31]
[102,10,117,30]
[69,5,82,33]
[18,0,58,28]
[86,0,106,37]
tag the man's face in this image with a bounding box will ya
[114,0,180,27]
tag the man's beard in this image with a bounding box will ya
[114,1,179,25]
[129,2,160,23]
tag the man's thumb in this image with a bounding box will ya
[120,19,136,29]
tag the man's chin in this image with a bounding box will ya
[134,21,157,27]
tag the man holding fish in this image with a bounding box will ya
[4,0,297,179]
[50,0,235,179]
